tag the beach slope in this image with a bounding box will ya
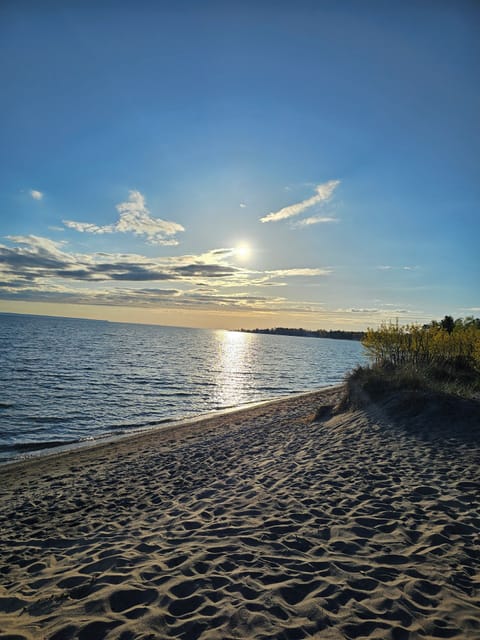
[0,386,479,639]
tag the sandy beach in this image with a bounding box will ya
[0,385,479,640]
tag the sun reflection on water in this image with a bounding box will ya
[213,330,256,407]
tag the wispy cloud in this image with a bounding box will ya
[293,216,339,227]
[0,279,323,314]
[377,265,418,271]
[335,307,412,315]
[30,189,43,200]
[64,190,185,245]
[239,203,247,208]
[260,180,340,223]
[266,268,332,277]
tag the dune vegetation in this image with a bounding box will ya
[345,316,480,403]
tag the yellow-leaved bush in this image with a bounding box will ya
[362,321,480,369]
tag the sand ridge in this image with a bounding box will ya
[0,386,479,639]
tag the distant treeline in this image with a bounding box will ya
[237,327,365,341]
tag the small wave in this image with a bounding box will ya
[0,402,14,409]
[212,404,239,411]
[109,417,174,431]
[0,439,80,453]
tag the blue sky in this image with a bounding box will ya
[0,0,478,329]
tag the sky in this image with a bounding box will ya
[0,0,478,330]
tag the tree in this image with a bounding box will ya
[440,315,455,334]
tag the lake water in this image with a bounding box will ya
[0,314,367,463]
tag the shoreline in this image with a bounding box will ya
[0,384,341,471]
[1,385,478,639]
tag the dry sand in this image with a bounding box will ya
[0,385,479,640]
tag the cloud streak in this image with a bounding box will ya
[377,265,418,271]
[0,280,317,313]
[64,190,185,245]
[266,268,332,277]
[294,216,339,227]
[260,180,340,223]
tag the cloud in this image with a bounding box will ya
[0,237,332,286]
[266,268,332,277]
[260,180,340,223]
[204,248,236,259]
[30,190,43,200]
[174,264,240,278]
[293,216,339,227]
[0,237,246,285]
[5,235,71,262]
[377,265,418,271]
[0,280,298,312]
[239,203,247,208]
[0,235,335,314]
[333,307,419,319]
[0,236,172,283]
[64,190,185,245]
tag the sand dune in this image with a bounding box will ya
[0,386,479,639]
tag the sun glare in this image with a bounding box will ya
[235,243,251,261]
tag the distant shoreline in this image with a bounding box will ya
[237,327,364,341]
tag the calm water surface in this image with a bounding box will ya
[0,314,367,463]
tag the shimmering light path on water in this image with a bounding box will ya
[0,314,367,462]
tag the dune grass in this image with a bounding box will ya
[344,318,480,408]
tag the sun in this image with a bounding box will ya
[235,243,251,261]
